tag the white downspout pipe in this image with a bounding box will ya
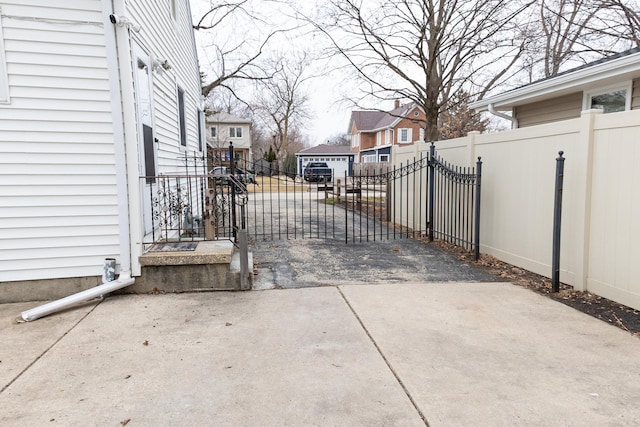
[488,103,519,129]
[20,277,135,322]
[21,1,135,322]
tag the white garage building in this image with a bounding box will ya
[296,145,355,179]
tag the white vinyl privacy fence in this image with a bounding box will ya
[394,109,640,311]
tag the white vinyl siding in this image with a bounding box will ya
[127,0,202,171]
[0,12,9,102]
[0,0,119,281]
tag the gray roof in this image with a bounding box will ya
[471,48,640,111]
[297,144,354,155]
[349,103,416,132]
[205,111,252,124]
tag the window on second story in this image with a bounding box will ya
[210,126,217,138]
[398,128,412,143]
[229,126,242,138]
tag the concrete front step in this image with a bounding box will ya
[129,240,252,293]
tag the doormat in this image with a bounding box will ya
[151,242,199,252]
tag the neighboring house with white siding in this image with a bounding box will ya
[471,48,640,128]
[206,111,253,166]
[0,0,204,302]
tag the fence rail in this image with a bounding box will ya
[141,144,481,259]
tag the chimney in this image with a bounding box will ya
[394,100,400,109]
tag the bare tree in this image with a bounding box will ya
[251,52,313,165]
[304,0,533,142]
[599,0,640,48]
[194,1,297,98]
[534,0,629,77]
[516,0,640,81]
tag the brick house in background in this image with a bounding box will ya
[348,101,426,163]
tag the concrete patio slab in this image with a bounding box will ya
[340,282,640,427]
[0,301,98,392]
[0,289,423,427]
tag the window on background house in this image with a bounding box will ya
[177,87,186,147]
[419,128,425,142]
[376,132,381,146]
[229,127,242,138]
[398,128,412,143]
[379,154,389,162]
[210,126,217,138]
[585,84,631,113]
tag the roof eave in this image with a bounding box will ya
[471,51,640,112]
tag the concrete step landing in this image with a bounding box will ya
[130,240,252,293]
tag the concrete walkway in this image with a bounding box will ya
[2,282,639,426]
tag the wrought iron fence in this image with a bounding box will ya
[141,145,482,259]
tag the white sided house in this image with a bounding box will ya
[0,0,204,302]
[206,111,253,165]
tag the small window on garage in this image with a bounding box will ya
[585,83,631,114]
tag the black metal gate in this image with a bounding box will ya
[232,143,482,258]
[143,144,482,259]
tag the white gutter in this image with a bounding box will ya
[20,0,136,321]
[488,103,518,129]
[471,50,640,111]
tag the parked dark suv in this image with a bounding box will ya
[303,162,333,182]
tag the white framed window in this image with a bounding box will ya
[397,128,412,143]
[229,126,242,138]
[385,130,391,145]
[363,154,376,163]
[0,16,9,103]
[210,126,217,138]
[351,133,360,148]
[177,87,186,147]
[419,128,425,142]
[379,154,390,162]
[584,82,632,114]
[376,132,381,146]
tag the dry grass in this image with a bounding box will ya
[249,176,310,193]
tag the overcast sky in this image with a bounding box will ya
[191,0,352,146]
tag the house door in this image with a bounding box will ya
[132,42,156,235]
